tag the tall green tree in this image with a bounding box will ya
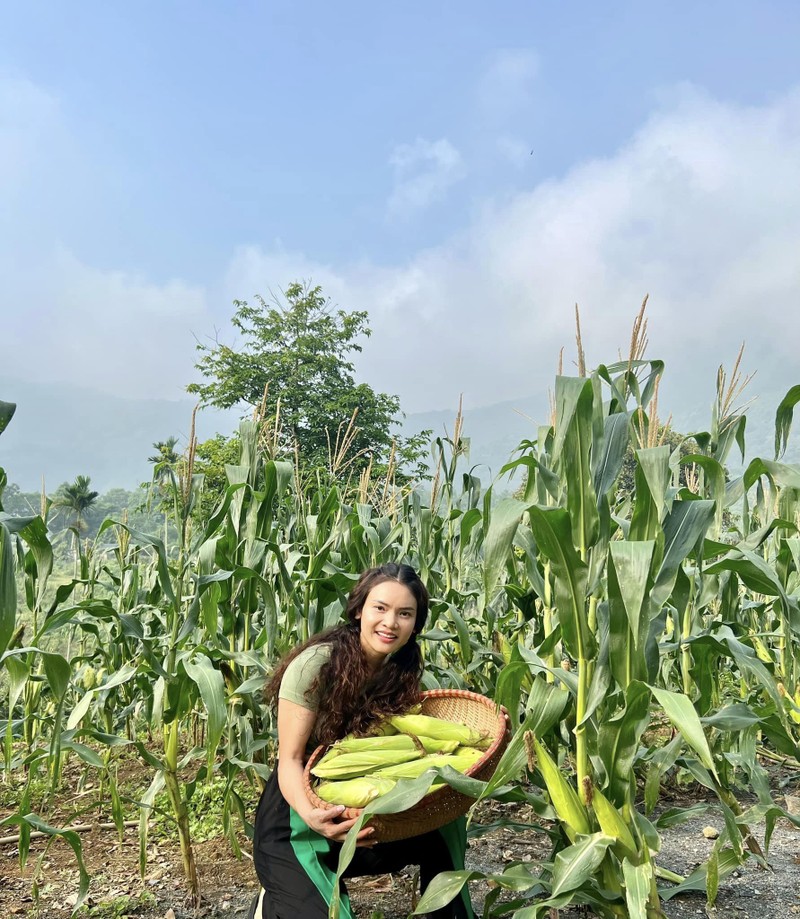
[148,436,181,482]
[54,474,99,569]
[188,282,423,479]
[54,475,99,533]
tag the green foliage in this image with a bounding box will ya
[150,775,259,843]
[2,344,799,917]
[54,475,100,531]
[191,432,241,521]
[75,890,157,918]
[188,281,424,479]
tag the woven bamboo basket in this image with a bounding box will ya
[303,688,510,842]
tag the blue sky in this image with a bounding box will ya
[2,1,800,423]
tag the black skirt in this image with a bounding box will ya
[253,770,474,919]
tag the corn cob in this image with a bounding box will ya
[389,713,487,747]
[591,787,637,858]
[368,721,399,736]
[332,734,460,756]
[532,737,590,842]
[311,747,422,779]
[316,776,397,807]
[371,747,483,780]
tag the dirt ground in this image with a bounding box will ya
[2,784,799,918]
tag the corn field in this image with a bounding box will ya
[2,338,800,919]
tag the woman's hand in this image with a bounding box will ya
[306,804,377,846]
[274,700,376,847]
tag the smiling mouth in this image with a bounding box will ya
[376,632,397,641]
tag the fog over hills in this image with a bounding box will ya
[0,375,796,494]
[0,377,239,492]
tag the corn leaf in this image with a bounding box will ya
[660,848,740,900]
[742,457,800,491]
[562,377,600,551]
[609,540,654,649]
[183,652,227,772]
[550,832,613,897]
[597,680,651,805]
[483,498,529,605]
[592,412,630,499]
[16,814,90,916]
[774,384,800,459]
[533,737,590,840]
[636,447,671,519]
[552,376,591,464]
[527,506,593,662]
[649,686,717,779]
[3,655,27,769]
[0,520,16,656]
[0,400,15,436]
[622,859,652,919]
[650,499,715,608]
[413,864,537,914]
[592,787,637,858]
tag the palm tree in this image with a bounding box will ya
[55,475,99,573]
[148,436,182,548]
[149,436,181,482]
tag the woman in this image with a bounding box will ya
[250,563,473,919]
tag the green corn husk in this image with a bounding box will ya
[311,747,422,779]
[532,737,590,842]
[368,721,399,736]
[316,776,397,807]
[371,747,483,780]
[592,787,637,858]
[418,737,460,754]
[389,713,487,746]
[334,734,460,756]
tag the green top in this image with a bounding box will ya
[278,643,332,712]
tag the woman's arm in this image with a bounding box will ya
[276,697,375,845]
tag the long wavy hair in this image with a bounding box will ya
[266,563,429,745]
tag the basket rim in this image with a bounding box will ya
[303,689,508,815]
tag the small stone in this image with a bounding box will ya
[785,794,800,817]
[165,910,176,919]
[702,826,720,839]
[65,894,78,908]
[222,901,231,910]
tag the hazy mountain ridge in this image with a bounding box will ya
[1,376,796,493]
[0,377,239,492]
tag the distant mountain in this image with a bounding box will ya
[403,382,799,487]
[402,395,548,486]
[0,375,796,495]
[0,377,239,492]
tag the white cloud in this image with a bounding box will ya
[3,248,210,400]
[496,135,531,167]
[4,84,800,440]
[387,138,466,218]
[0,76,60,193]
[226,87,800,423]
[477,49,539,122]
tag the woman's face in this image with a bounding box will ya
[356,579,417,670]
